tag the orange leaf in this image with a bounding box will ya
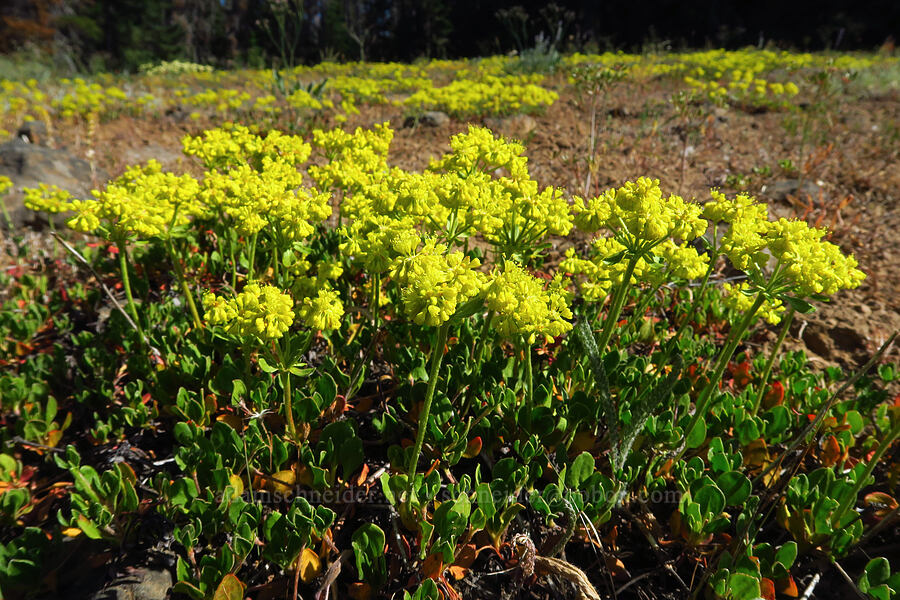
[760,577,776,600]
[356,463,370,487]
[348,583,372,600]
[267,469,296,494]
[448,544,478,579]
[298,547,321,584]
[463,437,482,459]
[763,381,784,408]
[820,435,842,467]
[864,492,898,518]
[744,438,770,470]
[604,556,627,578]
[422,553,444,580]
[213,574,245,600]
[776,574,799,597]
[216,413,244,432]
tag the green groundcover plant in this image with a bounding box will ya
[0,120,897,600]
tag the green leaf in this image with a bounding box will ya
[565,452,595,489]
[574,320,618,466]
[727,572,761,600]
[602,249,627,265]
[782,295,816,314]
[231,379,246,403]
[449,296,485,325]
[213,574,245,600]
[774,542,798,570]
[862,557,892,588]
[408,578,440,600]
[716,471,752,506]
[257,356,278,373]
[316,373,337,404]
[172,581,206,600]
[352,523,387,589]
[763,405,790,438]
[282,248,295,268]
[694,481,726,518]
[685,416,707,449]
[76,515,103,540]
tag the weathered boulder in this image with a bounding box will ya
[88,567,173,600]
[0,138,104,228]
[403,110,450,128]
[483,114,538,140]
[122,143,182,170]
[766,178,822,202]
[16,120,48,145]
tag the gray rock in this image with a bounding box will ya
[766,179,822,202]
[122,144,182,169]
[0,138,104,228]
[483,114,538,140]
[16,120,48,145]
[404,110,450,128]
[89,567,173,600]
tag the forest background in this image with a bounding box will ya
[2,0,899,74]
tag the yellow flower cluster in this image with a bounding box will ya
[184,88,251,114]
[68,160,203,238]
[766,218,865,296]
[705,190,865,298]
[0,176,12,195]
[402,75,558,117]
[22,183,74,213]
[428,126,573,252]
[308,123,393,203]
[52,79,129,119]
[561,236,708,299]
[703,189,768,224]
[201,157,331,239]
[139,60,214,76]
[430,125,529,178]
[573,177,707,244]
[182,123,312,170]
[653,240,710,283]
[203,284,295,342]
[397,240,487,327]
[340,215,420,274]
[297,288,344,331]
[485,261,573,344]
[722,282,785,324]
[684,72,799,107]
[286,88,328,111]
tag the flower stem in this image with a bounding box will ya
[281,369,296,439]
[275,341,297,439]
[596,254,640,355]
[626,281,663,333]
[117,241,147,345]
[751,307,795,416]
[523,342,533,408]
[831,417,900,530]
[473,310,495,365]
[677,292,766,458]
[371,272,380,329]
[229,231,238,289]
[164,237,202,330]
[247,231,259,282]
[408,322,450,489]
